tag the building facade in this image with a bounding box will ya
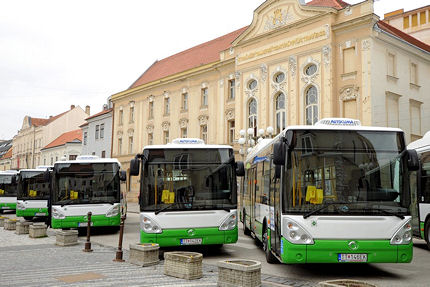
[383,5,430,45]
[81,105,113,158]
[40,129,83,165]
[110,0,430,202]
[0,140,12,171]
[12,105,89,169]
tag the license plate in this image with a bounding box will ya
[1,206,9,209]
[338,253,368,262]
[180,238,202,245]
[35,213,46,216]
[78,222,93,227]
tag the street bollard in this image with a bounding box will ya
[83,211,93,252]
[113,215,126,262]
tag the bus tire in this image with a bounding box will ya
[243,210,251,236]
[263,226,278,264]
[425,219,430,250]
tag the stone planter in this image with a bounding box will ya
[318,280,377,287]
[15,221,31,235]
[129,243,160,266]
[56,230,79,246]
[0,216,7,227]
[4,219,18,231]
[29,223,47,238]
[218,259,261,287]
[164,251,203,280]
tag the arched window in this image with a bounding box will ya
[275,93,286,134]
[248,98,257,137]
[305,85,318,125]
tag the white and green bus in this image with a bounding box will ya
[241,118,418,264]
[0,170,18,213]
[129,138,244,247]
[51,155,126,229]
[16,167,52,221]
[408,131,430,249]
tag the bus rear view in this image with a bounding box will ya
[130,138,243,247]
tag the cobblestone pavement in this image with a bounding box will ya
[0,222,315,287]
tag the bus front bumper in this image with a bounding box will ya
[280,238,413,264]
[51,214,120,229]
[140,226,238,247]
[16,208,49,217]
[0,203,16,210]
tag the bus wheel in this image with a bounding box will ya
[263,229,278,264]
[243,210,251,236]
[425,220,430,250]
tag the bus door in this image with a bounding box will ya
[410,169,420,236]
[249,166,257,233]
[270,165,282,255]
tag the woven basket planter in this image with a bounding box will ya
[129,243,160,266]
[318,279,377,287]
[15,221,31,235]
[29,223,47,238]
[4,219,18,231]
[164,251,203,280]
[0,216,7,227]
[56,230,79,246]
[218,259,261,287]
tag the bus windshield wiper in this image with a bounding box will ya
[155,202,179,215]
[363,207,405,219]
[303,201,349,219]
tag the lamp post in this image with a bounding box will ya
[238,126,274,160]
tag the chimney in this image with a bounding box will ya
[70,104,75,110]
[85,105,90,115]
[49,115,53,119]
[103,104,108,111]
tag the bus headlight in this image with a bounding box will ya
[284,219,314,244]
[390,220,412,245]
[52,207,66,219]
[219,211,237,231]
[141,215,162,234]
[106,204,120,217]
[16,201,25,210]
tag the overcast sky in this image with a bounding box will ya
[0,0,428,140]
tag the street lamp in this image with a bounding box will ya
[238,126,274,159]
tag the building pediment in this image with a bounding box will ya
[233,0,330,46]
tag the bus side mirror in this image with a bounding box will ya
[275,165,281,179]
[236,161,245,177]
[119,170,127,182]
[273,141,286,165]
[129,157,140,176]
[407,149,419,171]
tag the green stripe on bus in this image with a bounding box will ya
[51,213,120,229]
[140,226,238,247]
[280,238,413,263]
[16,208,49,217]
[0,203,16,210]
[420,221,425,239]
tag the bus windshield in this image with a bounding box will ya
[18,171,50,200]
[53,163,120,205]
[283,130,410,216]
[140,148,237,212]
[0,175,17,197]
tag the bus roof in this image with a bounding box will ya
[53,157,121,166]
[407,131,430,153]
[143,138,233,151]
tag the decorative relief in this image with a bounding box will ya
[225,109,235,121]
[179,118,188,128]
[127,128,134,136]
[245,76,259,99]
[289,56,297,78]
[148,96,154,102]
[219,79,224,88]
[163,91,169,98]
[264,8,293,31]
[361,39,371,51]
[322,45,331,68]
[117,130,123,137]
[162,121,170,131]
[260,64,268,82]
[198,115,209,125]
[146,125,154,133]
[340,85,359,101]
[300,57,320,85]
[271,67,287,93]
[235,71,241,87]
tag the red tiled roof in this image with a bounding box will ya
[377,20,430,53]
[85,108,112,121]
[130,26,248,88]
[30,110,68,127]
[306,0,349,10]
[42,129,82,150]
[0,148,12,160]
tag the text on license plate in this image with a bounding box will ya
[180,238,202,245]
[78,222,93,227]
[35,213,46,216]
[338,253,367,262]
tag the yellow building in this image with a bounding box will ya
[111,0,430,202]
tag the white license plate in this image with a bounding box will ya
[338,253,368,262]
[180,238,202,245]
[78,222,93,227]
[35,213,46,216]
[1,207,9,209]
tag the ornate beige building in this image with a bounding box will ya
[12,105,89,169]
[111,0,430,201]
